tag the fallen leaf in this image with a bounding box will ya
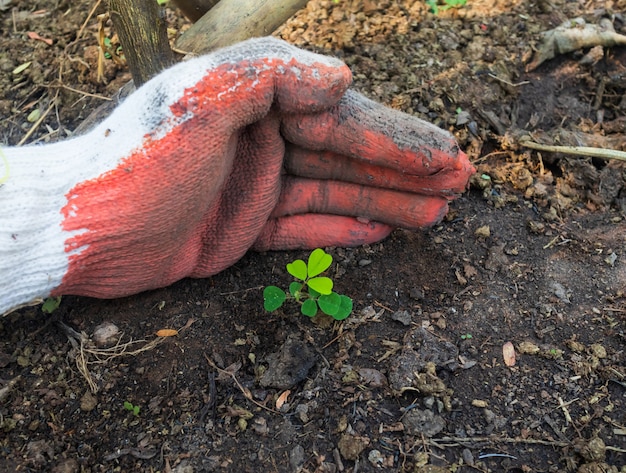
[156,329,178,337]
[12,62,31,75]
[275,390,290,410]
[27,32,53,46]
[503,341,516,367]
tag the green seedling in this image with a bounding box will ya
[460,333,473,340]
[41,296,62,314]
[123,401,140,416]
[263,248,353,320]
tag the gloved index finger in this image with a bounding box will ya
[281,89,474,179]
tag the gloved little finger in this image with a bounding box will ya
[281,89,474,179]
[271,177,449,230]
[284,145,470,198]
[253,215,393,251]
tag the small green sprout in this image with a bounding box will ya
[460,333,473,340]
[41,296,62,314]
[263,249,353,320]
[123,401,140,416]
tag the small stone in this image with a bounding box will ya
[518,341,540,355]
[358,259,372,267]
[337,433,369,461]
[251,417,269,435]
[471,399,488,408]
[367,449,384,468]
[92,322,121,348]
[289,445,305,470]
[527,220,545,234]
[461,448,474,466]
[259,334,316,389]
[357,368,387,387]
[575,437,606,462]
[474,225,490,238]
[402,409,445,437]
[295,404,309,423]
[550,281,570,303]
[456,110,471,126]
[80,391,98,412]
[566,340,586,353]
[391,310,412,326]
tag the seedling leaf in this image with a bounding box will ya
[318,292,341,316]
[307,248,332,277]
[42,296,61,314]
[308,277,333,295]
[309,287,321,298]
[289,282,303,297]
[286,259,307,281]
[263,286,286,311]
[301,299,318,317]
[334,295,353,320]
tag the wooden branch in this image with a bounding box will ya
[107,0,176,86]
[519,138,626,162]
[175,0,308,54]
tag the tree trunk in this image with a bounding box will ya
[107,0,176,87]
[175,0,308,54]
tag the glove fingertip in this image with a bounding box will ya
[253,215,393,251]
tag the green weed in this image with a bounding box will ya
[263,248,353,320]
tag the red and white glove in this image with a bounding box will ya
[0,38,474,315]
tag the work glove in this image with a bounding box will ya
[0,37,474,315]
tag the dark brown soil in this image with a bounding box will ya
[1,1,625,472]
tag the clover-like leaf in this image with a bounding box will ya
[307,276,333,295]
[286,259,307,281]
[263,286,286,312]
[289,282,303,298]
[41,296,62,314]
[307,248,332,278]
[301,299,318,317]
[332,295,353,320]
[318,292,341,316]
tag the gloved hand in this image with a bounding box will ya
[0,37,474,315]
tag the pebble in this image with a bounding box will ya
[462,448,474,466]
[402,409,445,437]
[337,433,369,461]
[289,445,305,470]
[92,322,121,348]
[474,225,490,238]
[391,310,412,326]
[80,391,97,412]
[368,449,384,468]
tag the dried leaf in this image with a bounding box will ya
[527,18,626,71]
[503,341,516,367]
[27,31,53,46]
[12,62,31,75]
[156,329,178,337]
[275,390,290,410]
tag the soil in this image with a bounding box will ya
[1,0,626,472]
